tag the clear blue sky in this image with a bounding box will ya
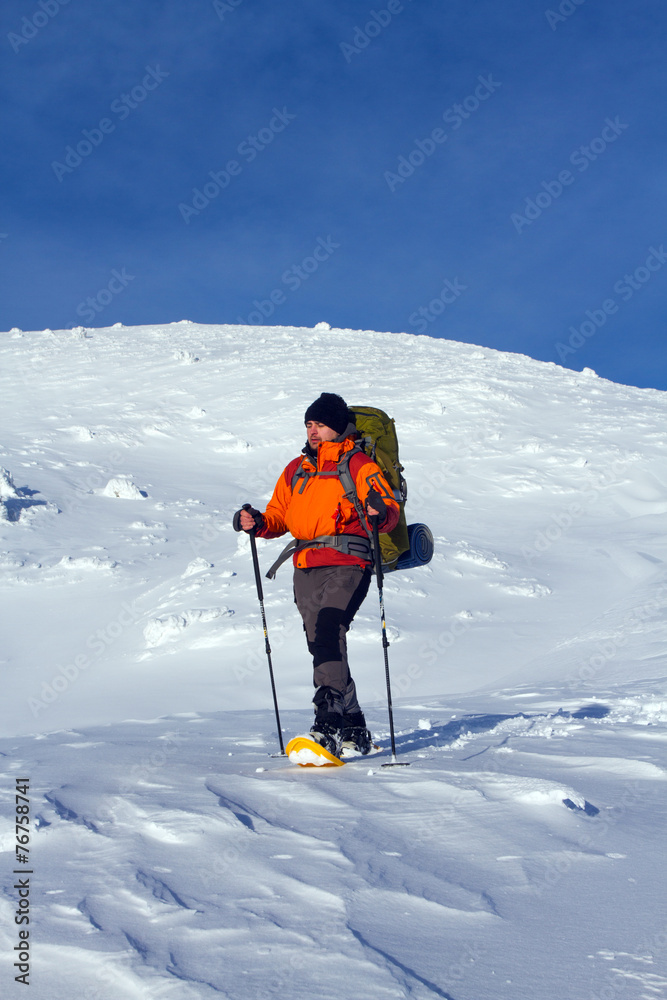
[2,0,666,389]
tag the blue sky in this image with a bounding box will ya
[2,0,666,389]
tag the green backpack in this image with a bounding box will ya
[349,405,410,571]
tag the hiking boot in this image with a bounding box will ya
[309,713,344,758]
[340,712,374,756]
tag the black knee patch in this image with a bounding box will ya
[311,607,347,667]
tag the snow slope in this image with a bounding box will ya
[1,322,666,999]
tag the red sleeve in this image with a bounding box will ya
[349,453,401,534]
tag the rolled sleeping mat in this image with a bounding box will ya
[395,523,434,571]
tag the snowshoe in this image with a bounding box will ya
[340,711,374,757]
[286,735,345,767]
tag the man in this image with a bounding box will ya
[234,392,400,756]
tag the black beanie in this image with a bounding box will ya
[304,393,353,435]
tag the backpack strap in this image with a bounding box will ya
[336,445,374,544]
[291,457,311,494]
[265,533,372,579]
[291,457,340,494]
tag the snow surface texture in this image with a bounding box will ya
[1,322,666,999]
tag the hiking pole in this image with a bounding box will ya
[242,504,285,756]
[370,514,410,768]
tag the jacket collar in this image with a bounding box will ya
[302,432,358,469]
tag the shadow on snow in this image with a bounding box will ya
[387,703,611,757]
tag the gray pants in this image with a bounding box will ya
[293,564,372,717]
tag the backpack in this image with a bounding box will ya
[348,405,410,571]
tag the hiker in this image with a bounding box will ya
[233,392,400,756]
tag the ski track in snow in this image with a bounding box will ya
[1,322,667,998]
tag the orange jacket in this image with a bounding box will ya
[257,435,400,569]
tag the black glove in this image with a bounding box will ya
[366,488,388,523]
[232,504,265,533]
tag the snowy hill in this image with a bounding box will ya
[1,322,666,999]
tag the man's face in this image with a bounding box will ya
[306,421,338,448]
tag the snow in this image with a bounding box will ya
[1,321,666,998]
